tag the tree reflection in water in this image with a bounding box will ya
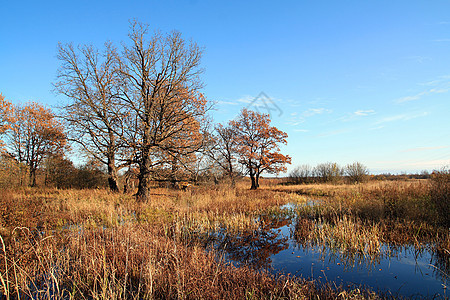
[201,204,449,298]
[294,217,450,279]
[205,214,291,269]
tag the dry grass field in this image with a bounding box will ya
[0,175,448,299]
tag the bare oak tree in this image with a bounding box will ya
[119,21,207,201]
[55,42,126,192]
[207,123,240,187]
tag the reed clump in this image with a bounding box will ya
[291,179,449,267]
[429,169,450,227]
[313,216,382,256]
[0,224,283,298]
[290,179,446,227]
[288,180,433,222]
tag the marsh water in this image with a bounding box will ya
[205,203,449,298]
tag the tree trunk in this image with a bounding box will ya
[136,168,150,201]
[107,157,120,192]
[250,174,257,190]
[29,167,37,187]
[255,173,260,188]
[249,166,257,190]
[123,167,135,194]
[230,174,236,188]
[124,176,135,194]
[228,163,235,188]
[170,156,178,188]
[136,144,151,202]
[44,168,49,187]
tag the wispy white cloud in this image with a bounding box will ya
[433,38,450,42]
[286,107,332,127]
[285,110,305,125]
[425,88,447,93]
[220,94,278,106]
[419,75,450,86]
[375,112,429,124]
[302,108,332,117]
[371,158,450,172]
[217,100,240,106]
[369,125,385,131]
[218,94,285,119]
[287,120,305,126]
[397,94,421,102]
[216,95,255,106]
[316,129,349,137]
[337,109,375,122]
[405,159,450,167]
[354,109,375,116]
[236,95,254,104]
[395,88,448,103]
[401,145,449,152]
[404,56,431,64]
[293,129,309,132]
[284,98,303,107]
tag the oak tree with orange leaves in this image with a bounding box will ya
[6,102,67,186]
[119,21,208,201]
[230,108,291,189]
[0,93,12,148]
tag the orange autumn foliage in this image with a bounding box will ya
[121,23,207,201]
[230,108,291,189]
[0,93,13,148]
[7,101,67,186]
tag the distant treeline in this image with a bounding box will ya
[0,153,108,189]
[286,162,439,184]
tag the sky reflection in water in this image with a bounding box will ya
[206,203,449,298]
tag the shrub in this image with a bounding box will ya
[345,162,369,183]
[314,162,343,183]
[288,164,313,184]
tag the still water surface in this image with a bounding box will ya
[206,203,449,298]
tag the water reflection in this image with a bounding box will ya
[205,213,291,269]
[205,203,449,298]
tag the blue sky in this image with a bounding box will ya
[1,0,449,174]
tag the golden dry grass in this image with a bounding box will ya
[2,176,448,299]
[0,184,383,299]
[289,178,449,269]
